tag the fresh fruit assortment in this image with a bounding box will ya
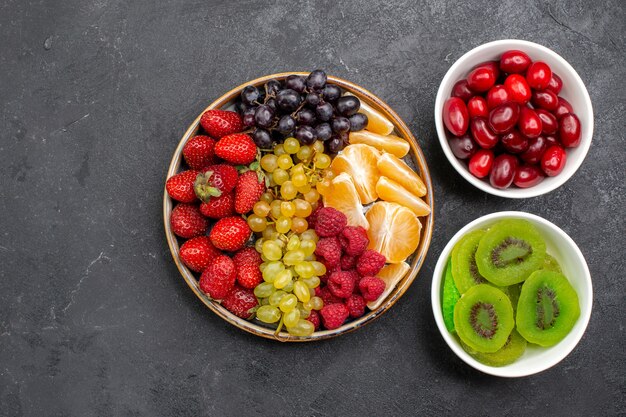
[167,70,430,337]
[443,50,582,189]
[441,219,580,366]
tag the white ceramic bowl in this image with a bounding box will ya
[431,211,592,377]
[434,39,594,198]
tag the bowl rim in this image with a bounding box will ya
[434,39,594,199]
[164,72,435,342]
[430,210,593,377]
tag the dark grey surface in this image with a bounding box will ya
[1,0,625,415]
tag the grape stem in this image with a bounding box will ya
[274,315,284,335]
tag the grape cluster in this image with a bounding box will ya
[236,70,368,154]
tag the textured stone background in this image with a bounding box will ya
[1,0,624,415]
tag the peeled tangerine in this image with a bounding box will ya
[365,201,422,264]
[349,130,410,158]
[376,176,431,217]
[321,172,369,230]
[347,92,395,135]
[330,144,380,204]
[377,152,427,197]
[366,262,410,310]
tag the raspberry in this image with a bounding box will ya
[307,203,324,229]
[356,249,386,277]
[328,271,355,299]
[307,310,321,330]
[340,254,358,270]
[320,303,349,330]
[359,276,386,301]
[317,286,342,306]
[314,237,341,268]
[341,226,369,256]
[345,294,366,318]
[314,207,347,237]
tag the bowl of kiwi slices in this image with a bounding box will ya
[431,211,592,377]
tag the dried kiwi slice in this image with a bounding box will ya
[453,284,514,353]
[460,329,527,367]
[503,283,522,313]
[476,219,546,286]
[543,253,562,273]
[451,229,489,293]
[442,258,461,332]
[516,270,580,347]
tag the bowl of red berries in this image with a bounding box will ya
[164,71,434,341]
[435,39,593,198]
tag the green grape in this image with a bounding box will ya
[273,168,289,185]
[294,262,315,279]
[282,280,294,293]
[247,214,267,232]
[261,254,270,263]
[283,137,300,154]
[291,163,305,176]
[301,276,321,289]
[262,261,285,282]
[292,173,307,187]
[257,305,281,323]
[279,294,298,312]
[312,140,325,153]
[297,302,311,318]
[260,154,278,172]
[270,200,283,219]
[287,235,301,251]
[280,201,296,218]
[300,229,319,242]
[260,192,273,204]
[314,153,331,169]
[269,290,286,306]
[283,309,300,327]
[254,282,275,298]
[296,145,312,161]
[280,181,297,200]
[290,217,308,234]
[304,296,324,311]
[293,199,312,217]
[253,201,271,217]
[275,216,292,234]
[283,249,305,266]
[296,183,311,193]
[274,269,293,289]
[277,154,293,170]
[260,297,270,306]
[262,240,282,261]
[262,225,278,240]
[274,143,286,156]
[275,238,286,250]
[255,238,264,253]
[303,189,320,204]
[293,280,311,302]
[310,261,326,276]
[259,262,268,272]
[300,239,316,256]
[287,319,315,336]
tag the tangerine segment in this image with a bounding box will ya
[365,201,422,263]
[330,144,380,204]
[349,131,410,158]
[377,153,427,197]
[376,176,431,217]
[366,262,410,310]
[321,173,369,230]
[347,93,395,135]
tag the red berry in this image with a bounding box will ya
[466,67,496,92]
[442,97,469,136]
[233,247,263,289]
[345,294,366,318]
[341,226,369,256]
[501,129,529,154]
[314,207,347,237]
[200,109,243,139]
[468,149,494,179]
[526,61,552,90]
[194,164,238,202]
[235,171,266,214]
[553,97,574,119]
[541,145,567,177]
[517,107,543,139]
[486,85,510,109]
[166,170,200,203]
[199,255,236,299]
[358,277,386,302]
[514,165,545,188]
[558,113,581,148]
[199,192,235,218]
[504,74,531,104]
[320,303,349,330]
[222,286,258,319]
[183,135,216,170]
[314,237,342,268]
[170,203,208,238]
[489,154,518,189]
[179,236,221,273]
[451,80,473,102]
[328,271,356,299]
[467,96,489,118]
[340,254,358,270]
[209,216,251,252]
[448,134,477,159]
[499,50,532,74]
[488,102,520,134]
[475,61,501,81]
[317,286,342,306]
[307,310,321,330]
[536,109,558,135]
[531,89,559,112]
[470,118,499,149]
[214,133,257,165]
[546,73,563,95]
[307,203,323,229]
[520,136,548,165]
[356,250,386,277]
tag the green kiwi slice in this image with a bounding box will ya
[442,258,461,332]
[451,229,489,293]
[460,329,527,367]
[476,219,547,286]
[543,253,562,273]
[503,283,522,313]
[454,284,514,353]
[516,270,580,347]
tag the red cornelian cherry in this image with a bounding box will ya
[536,109,558,135]
[526,61,552,90]
[475,61,501,80]
[499,50,532,74]
[514,165,545,188]
[546,73,563,94]
[486,85,510,109]
[504,74,532,104]
[466,67,496,92]
[544,135,559,148]
[501,129,529,154]
[470,117,499,149]
[558,113,581,147]
[468,149,494,178]
[467,96,489,118]
[443,97,469,136]
[489,154,518,189]
[531,89,559,111]
[451,80,474,102]
[488,102,520,134]
[448,134,477,159]
[520,136,548,164]
[517,107,543,139]
[541,145,566,176]
[553,97,574,119]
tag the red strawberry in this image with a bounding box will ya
[199,192,234,218]
[209,216,251,251]
[214,133,257,164]
[166,170,199,203]
[199,255,236,299]
[183,135,216,171]
[235,171,266,214]
[233,247,263,289]
[200,109,243,139]
[320,303,349,330]
[179,236,221,273]
[170,203,208,238]
[193,164,238,202]
[222,286,258,319]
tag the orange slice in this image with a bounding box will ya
[347,93,395,135]
[321,173,369,229]
[377,152,427,197]
[349,131,410,158]
[330,144,380,204]
[376,176,431,217]
[366,262,411,310]
[365,201,422,263]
